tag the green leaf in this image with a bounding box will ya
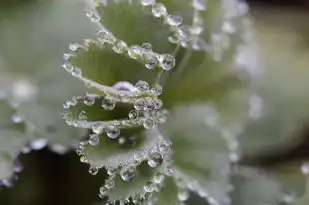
[0,98,33,180]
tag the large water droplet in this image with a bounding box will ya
[166,13,183,26]
[147,152,163,167]
[129,110,139,120]
[134,99,145,111]
[151,3,167,18]
[144,98,155,111]
[89,134,100,146]
[145,55,158,70]
[92,123,104,134]
[106,126,120,139]
[89,166,99,175]
[159,54,175,70]
[120,165,136,182]
[112,40,128,54]
[141,42,153,51]
[102,98,116,110]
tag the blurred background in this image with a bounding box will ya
[1,0,309,205]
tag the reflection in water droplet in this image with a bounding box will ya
[113,40,128,54]
[141,0,155,6]
[178,189,190,201]
[144,181,155,193]
[151,3,167,18]
[193,0,207,11]
[89,166,99,175]
[166,13,183,26]
[147,152,163,167]
[159,54,176,70]
[11,113,23,123]
[102,97,116,110]
[89,134,100,146]
[120,165,136,182]
[106,126,120,139]
[30,139,48,150]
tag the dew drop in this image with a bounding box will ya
[154,99,163,109]
[92,123,104,134]
[134,99,145,110]
[159,54,175,70]
[69,43,80,51]
[112,40,128,54]
[153,172,165,184]
[144,98,155,111]
[62,62,73,71]
[72,68,82,77]
[107,168,117,176]
[120,165,136,182]
[89,134,100,146]
[147,152,163,167]
[30,139,47,150]
[135,80,149,92]
[158,140,172,153]
[151,3,167,18]
[89,166,99,175]
[144,181,155,193]
[143,118,155,129]
[98,29,116,44]
[145,55,158,70]
[85,10,100,23]
[83,95,95,106]
[151,84,162,96]
[141,42,153,51]
[102,97,116,110]
[164,165,174,176]
[106,126,120,139]
[141,0,155,6]
[193,0,207,11]
[178,189,190,201]
[129,110,139,120]
[78,111,87,120]
[128,46,141,59]
[80,156,88,163]
[105,179,115,189]
[76,149,82,155]
[99,185,108,195]
[11,113,23,123]
[166,13,183,26]
[168,36,179,44]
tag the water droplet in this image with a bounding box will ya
[69,43,80,51]
[166,13,183,26]
[76,149,82,155]
[11,113,23,123]
[92,123,104,134]
[141,42,153,51]
[135,81,149,92]
[98,29,116,44]
[301,162,309,174]
[143,118,155,129]
[112,40,128,54]
[156,109,169,123]
[83,95,95,105]
[151,84,162,96]
[85,10,100,23]
[144,181,155,192]
[128,46,141,59]
[89,166,99,175]
[193,0,207,11]
[89,134,100,146]
[78,111,87,120]
[154,99,163,109]
[102,97,116,110]
[99,185,108,195]
[151,3,167,17]
[168,36,179,44]
[107,168,117,176]
[129,110,139,120]
[72,68,82,77]
[158,140,171,153]
[63,53,73,61]
[105,179,115,189]
[144,98,155,111]
[147,152,163,167]
[106,126,120,139]
[120,165,136,182]
[141,0,155,6]
[153,172,165,184]
[164,165,174,176]
[159,54,175,70]
[30,139,47,150]
[178,189,190,201]
[134,99,145,110]
[80,156,88,163]
[145,55,158,69]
